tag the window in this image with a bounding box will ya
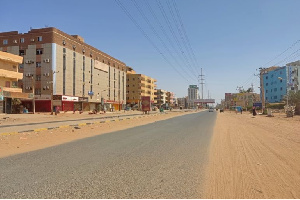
[5,81,10,87]
[36,75,41,81]
[266,83,268,86]
[3,39,8,45]
[280,87,283,91]
[35,89,41,95]
[274,88,277,92]
[36,48,43,55]
[280,80,283,83]
[37,36,42,41]
[19,64,24,69]
[266,76,268,80]
[19,50,25,56]
[274,96,277,99]
[63,48,66,53]
[20,38,25,43]
[36,62,41,68]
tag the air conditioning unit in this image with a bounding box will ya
[13,40,17,43]
[26,73,32,77]
[43,73,50,77]
[44,59,50,63]
[46,86,50,89]
[43,86,46,90]
[62,40,66,45]
[30,38,35,42]
[26,86,32,90]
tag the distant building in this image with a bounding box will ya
[0,51,33,113]
[223,92,260,109]
[0,27,126,112]
[262,63,300,103]
[126,67,157,107]
[188,85,199,108]
[155,89,167,108]
[177,97,188,109]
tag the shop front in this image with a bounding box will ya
[0,86,34,114]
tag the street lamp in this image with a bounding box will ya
[100,89,106,111]
[50,70,59,115]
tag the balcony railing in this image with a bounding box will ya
[3,87,22,93]
[0,69,23,80]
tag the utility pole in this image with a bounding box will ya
[259,68,267,113]
[31,75,35,114]
[198,68,205,108]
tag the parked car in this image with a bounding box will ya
[209,107,214,112]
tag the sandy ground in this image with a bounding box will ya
[204,111,300,199]
[0,111,190,158]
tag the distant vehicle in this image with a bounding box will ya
[209,107,214,112]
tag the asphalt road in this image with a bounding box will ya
[0,111,217,198]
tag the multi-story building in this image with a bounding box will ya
[0,51,33,113]
[177,97,188,109]
[0,27,126,112]
[188,85,199,108]
[166,91,175,107]
[223,92,260,109]
[126,67,157,107]
[262,63,299,103]
[155,89,167,108]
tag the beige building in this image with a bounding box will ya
[0,27,126,112]
[0,51,33,113]
[126,67,157,107]
[155,89,167,108]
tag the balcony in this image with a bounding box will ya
[3,86,22,93]
[0,69,23,80]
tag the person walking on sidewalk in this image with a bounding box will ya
[252,106,256,116]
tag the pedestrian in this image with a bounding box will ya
[241,107,243,114]
[235,108,238,114]
[252,106,256,116]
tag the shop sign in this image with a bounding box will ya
[79,97,89,102]
[53,95,62,100]
[62,95,78,101]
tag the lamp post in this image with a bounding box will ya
[31,75,35,114]
[50,70,59,115]
[100,89,106,111]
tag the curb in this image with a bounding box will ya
[0,112,180,136]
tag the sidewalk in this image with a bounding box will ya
[0,110,164,135]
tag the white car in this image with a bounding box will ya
[209,108,214,112]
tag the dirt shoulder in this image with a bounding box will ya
[0,111,193,158]
[203,111,300,198]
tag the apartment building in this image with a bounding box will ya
[155,89,167,108]
[262,63,299,103]
[126,67,157,107]
[0,27,126,112]
[0,51,33,113]
[188,85,199,108]
[223,92,260,109]
[166,91,175,107]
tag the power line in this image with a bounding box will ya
[131,0,197,81]
[172,0,201,75]
[165,0,198,76]
[114,0,190,83]
[155,0,198,78]
[143,0,198,81]
[261,39,300,68]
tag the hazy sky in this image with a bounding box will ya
[1,0,300,104]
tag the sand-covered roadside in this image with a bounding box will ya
[0,111,190,158]
[203,111,300,199]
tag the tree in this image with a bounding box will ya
[288,90,300,106]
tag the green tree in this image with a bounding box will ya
[288,90,300,106]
